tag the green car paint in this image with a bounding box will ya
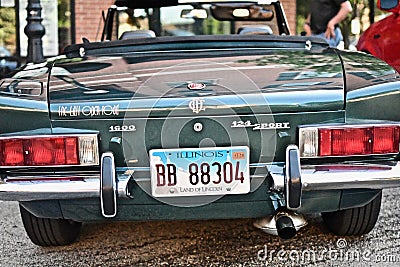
[1,36,396,222]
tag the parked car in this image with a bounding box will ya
[357,0,400,72]
[0,46,18,77]
[0,0,400,246]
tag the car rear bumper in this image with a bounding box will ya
[270,162,400,191]
[0,171,131,202]
[2,164,397,199]
[1,147,400,214]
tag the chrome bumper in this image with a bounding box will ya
[0,172,131,202]
[1,147,400,210]
[270,145,400,210]
[270,160,400,191]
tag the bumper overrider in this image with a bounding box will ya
[1,146,400,217]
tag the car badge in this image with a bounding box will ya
[189,98,206,114]
[187,82,206,90]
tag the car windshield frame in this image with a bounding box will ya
[101,0,289,41]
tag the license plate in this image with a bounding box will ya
[149,146,250,197]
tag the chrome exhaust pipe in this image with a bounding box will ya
[253,210,307,239]
[275,211,297,239]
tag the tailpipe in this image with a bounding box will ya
[254,210,307,239]
[275,212,296,239]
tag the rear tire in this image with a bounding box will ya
[19,204,82,246]
[322,191,382,236]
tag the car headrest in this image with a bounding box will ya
[119,30,156,40]
[237,25,273,35]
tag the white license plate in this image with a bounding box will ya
[149,146,250,197]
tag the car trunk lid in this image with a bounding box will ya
[49,46,344,118]
[49,41,345,165]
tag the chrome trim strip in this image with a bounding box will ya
[0,178,100,201]
[299,122,400,129]
[4,173,99,181]
[270,162,400,191]
[0,133,98,140]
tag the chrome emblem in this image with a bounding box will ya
[189,98,206,114]
[187,82,206,90]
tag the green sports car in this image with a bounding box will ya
[0,0,400,246]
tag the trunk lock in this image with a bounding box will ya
[193,122,203,132]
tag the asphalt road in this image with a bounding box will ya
[0,189,399,267]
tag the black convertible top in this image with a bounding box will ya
[64,35,329,58]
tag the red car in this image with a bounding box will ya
[357,0,400,72]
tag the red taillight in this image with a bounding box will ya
[318,126,399,156]
[65,137,79,164]
[1,139,24,165]
[373,127,400,154]
[319,129,332,156]
[0,137,79,166]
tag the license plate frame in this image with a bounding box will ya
[149,146,250,197]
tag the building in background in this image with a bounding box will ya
[73,0,112,43]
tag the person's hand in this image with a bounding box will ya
[325,20,336,39]
[303,23,311,36]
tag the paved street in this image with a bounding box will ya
[0,188,399,266]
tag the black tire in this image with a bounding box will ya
[19,204,82,246]
[322,191,382,236]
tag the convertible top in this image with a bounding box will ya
[64,35,329,57]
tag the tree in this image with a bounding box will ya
[0,7,16,54]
